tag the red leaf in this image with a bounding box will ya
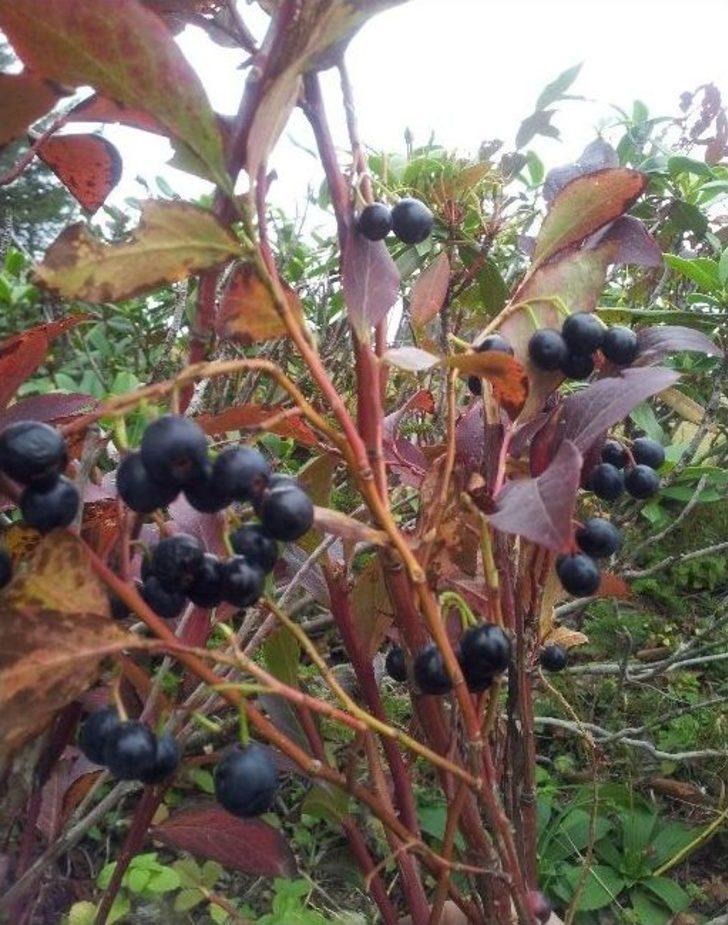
[217,263,302,344]
[151,805,296,877]
[635,325,724,365]
[0,393,96,430]
[66,92,168,135]
[448,351,529,419]
[196,405,318,448]
[411,251,450,326]
[342,228,400,340]
[544,138,619,202]
[35,133,122,213]
[0,71,62,146]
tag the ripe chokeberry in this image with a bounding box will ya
[528,329,568,371]
[561,312,604,354]
[221,556,265,608]
[601,440,628,469]
[184,463,231,513]
[78,707,120,765]
[385,646,407,682]
[575,517,622,558]
[140,414,208,488]
[141,575,186,620]
[560,351,594,380]
[413,644,452,695]
[20,476,79,532]
[459,624,511,674]
[187,553,224,608]
[215,742,278,818]
[586,463,624,501]
[229,524,279,573]
[0,420,67,487]
[0,548,12,588]
[631,437,665,470]
[104,720,158,781]
[540,644,567,672]
[150,533,204,592]
[625,464,660,499]
[213,446,270,503]
[356,202,392,241]
[117,451,178,513]
[259,484,314,542]
[138,732,181,784]
[391,198,434,244]
[468,334,514,395]
[556,553,600,597]
[601,326,639,366]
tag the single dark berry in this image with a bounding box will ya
[183,462,231,513]
[575,517,622,558]
[78,707,120,765]
[0,548,12,588]
[215,742,278,818]
[150,533,204,592]
[140,414,208,488]
[221,556,265,608]
[0,420,67,488]
[385,646,408,682]
[229,524,279,573]
[540,645,567,672]
[527,890,553,924]
[356,202,392,241]
[625,464,660,499]
[631,437,665,470]
[138,732,181,784]
[468,334,515,395]
[528,329,568,371]
[458,650,494,692]
[459,624,511,674]
[141,575,186,620]
[187,553,224,608]
[561,312,604,354]
[390,197,434,245]
[116,451,178,513]
[413,644,452,695]
[556,553,600,597]
[20,476,79,532]
[561,351,594,380]
[601,326,639,366]
[103,720,157,781]
[212,446,270,503]
[109,593,130,621]
[259,484,314,542]
[601,440,628,469]
[467,375,483,396]
[586,463,624,501]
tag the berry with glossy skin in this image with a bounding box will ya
[561,312,604,354]
[356,202,392,241]
[229,524,279,573]
[187,553,224,608]
[0,548,11,588]
[103,720,157,781]
[586,463,624,501]
[556,553,601,597]
[140,414,208,488]
[575,517,622,559]
[460,624,511,674]
[78,707,120,765]
[117,451,178,513]
[625,464,660,499]
[213,446,270,503]
[0,420,67,488]
[139,732,181,784]
[413,644,452,695]
[150,533,204,592]
[184,462,231,513]
[141,575,186,620]
[458,650,494,692]
[385,646,407,682]
[467,334,515,395]
[561,351,594,380]
[631,437,665,470]
[527,890,553,924]
[215,743,278,817]
[20,476,79,532]
[540,644,567,673]
[528,329,568,371]
[601,325,639,366]
[391,198,434,245]
[601,440,628,469]
[259,484,314,542]
[221,556,265,608]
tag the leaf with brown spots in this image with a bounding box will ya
[0,71,62,146]
[447,351,528,418]
[34,201,240,302]
[217,263,302,344]
[34,133,122,213]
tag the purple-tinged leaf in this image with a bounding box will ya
[590,216,662,267]
[455,402,485,471]
[544,138,619,202]
[489,440,582,551]
[0,393,96,430]
[383,389,435,443]
[410,251,450,326]
[383,346,439,372]
[342,228,400,340]
[635,325,724,365]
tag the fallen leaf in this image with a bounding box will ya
[217,263,302,344]
[0,71,62,146]
[34,133,122,213]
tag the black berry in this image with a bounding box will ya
[140,414,208,488]
[259,484,314,542]
[561,312,604,354]
[229,524,279,573]
[187,553,224,608]
[539,645,567,672]
[78,707,120,765]
[356,202,392,241]
[631,437,665,470]
[575,517,622,558]
[561,351,594,380]
[601,440,628,469]
[587,463,624,501]
[625,464,660,499]
[215,742,278,818]
[528,329,568,371]
[212,446,270,503]
[20,476,79,532]
[385,646,407,682]
[390,198,434,245]
[0,548,12,588]
[0,420,67,488]
[184,462,231,513]
[141,575,186,620]
[413,644,452,695]
[103,720,157,781]
[468,334,515,395]
[556,553,600,597]
[221,556,265,608]
[601,326,638,366]
[138,732,181,784]
[150,533,204,592]
[458,651,494,692]
[109,593,131,621]
[459,624,511,674]
[117,451,178,513]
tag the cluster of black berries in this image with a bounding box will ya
[587,436,664,502]
[466,333,515,396]
[529,312,639,380]
[78,707,180,784]
[556,515,622,599]
[0,420,79,532]
[356,198,434,245]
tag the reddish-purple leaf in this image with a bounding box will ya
[35,133,122,213]
[342,228,400,340]
[0,393,96,430]
[590,216,662,267]
[383,389,435,443]
[635,325,724,365]
[489,440,582,551]
[167,495,227,558]
[0,71,63,146]
[151,805,297,877]
[544,138,619,202]
[410,252,450,326]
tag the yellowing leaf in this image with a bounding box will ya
[34,201,240,302]
[544,626,589,649]
[447,351,529,418]
[659,387,713,428]
[217,263,301,344]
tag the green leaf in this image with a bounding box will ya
[718,247,728,285]
[650,821,697,867]
[263,626,301,689]
[629,402,664,442]
[174,888,204,913]
[190,767,215,794]
[146,866,181,893]
[126,867,151,893]
[172,857,204,888]
[664,254,720,291]
[642,876,690,913]
[209,901,230,924]
[536,63,583,110]
[667,156,713,178]
[97,861,117,890]
[630,886,672,925]
[201,860,224,888]
[620,808,656,857]
[67,902,97,925]
[563,864,626,911]
[301,782,351,826]
[107,895,130,925]
[668,200,708,237]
